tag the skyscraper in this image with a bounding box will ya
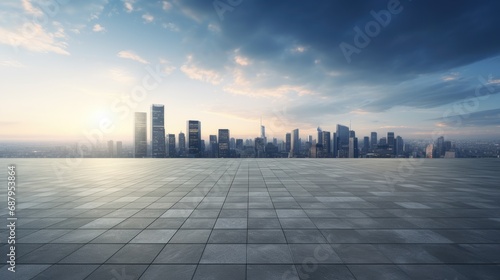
[349,136,358,158]
[317,127,323,146]
[437,136,445,157]
[395,135,404,156]
[107,140,114,158]
[178,131,186,157]
[134,112,147,158]
[209,135,218,158]
[116,141,122,158]
[336,124,349,158]
[236,139,244,150]
[285,133,291,153]
[290,129,300,157]
[370,132,377,150]
[426,144,434,158]
[187,120,201,157]
[363,136,370,155]
[167,134,176,158]
[322,131,331,157]
[332,132,338,158]
[387,132,395,153]
[151,104,166,158]
[218,129,230,158]
[260,125,266,144]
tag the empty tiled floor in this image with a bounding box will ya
[0,158,499,279]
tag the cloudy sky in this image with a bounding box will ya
[1,0,499,143]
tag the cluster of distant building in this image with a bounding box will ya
[125,104,418,159]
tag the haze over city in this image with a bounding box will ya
[1,0,500,142]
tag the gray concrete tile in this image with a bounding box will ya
[247,244,293,264]
[199,244,247,264]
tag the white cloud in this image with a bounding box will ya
[180,55,222,85]
[159,58,176,75]
[117,50,149,64]
[21,0,42,16]
[235,55,250,66]
[162,22,179,32]
[162,1,172,11]
[92,24,105,32]
[208,23,221,33]
[108,68,135,83]
[0,24,69,55]
[291,45,308,53]
[123,0,134,13]
[223,69,315,98]
[0,60,24,68]
[142,13,154,23]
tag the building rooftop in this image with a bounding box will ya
[1,158,499,280]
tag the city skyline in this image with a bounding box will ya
[1,1,500,142]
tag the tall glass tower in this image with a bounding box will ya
[134,112,147,158]
[151,104,166,158]
[336,124,349,158]
[187,120,201,157]
[218,129,230,158]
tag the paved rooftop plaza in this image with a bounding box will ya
[1,158,499,280]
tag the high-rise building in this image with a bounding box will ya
[151,104,166,158]
[332,132,338,158]
[363,136,370,155]
[317,127,323,146]
[178,131,186,157]
[107,140,114,158]
[336,124,349,158]
[322,131,331,157]
[370,132,377,150]
[167,134,176,157]
[218,129,230,158]
[236,139,243,150]
[209,135,218,158]
[387,132,395,152]
[290,129,300,157]
[116,141,122,158]
[230,137,236,150]
[134,112,147,158]
[285,133,291,153]
[379,137,387,145]
[260,125,266,144]
[437,136,445,157]
[426,144,434,158]
[187,120,201,157]
[395,135,404,156]
[349,136,358,158]
[254,137,265,158]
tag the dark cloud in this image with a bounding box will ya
[433,108,500,127]
[171,0,500,121]
[177,0,500,78]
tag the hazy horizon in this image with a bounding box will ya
[1,0,500,143]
